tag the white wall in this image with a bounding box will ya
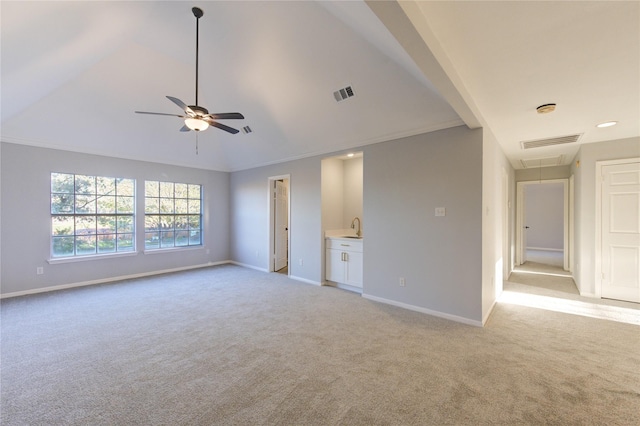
[321,158,344,232]
[342,157,363,232]
[481,128,515,324]
[524,182,564,250]
[571,137,640,296]
[363,126,484,323]
[0,142,230,296]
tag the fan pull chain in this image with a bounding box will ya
[196,132,199,155]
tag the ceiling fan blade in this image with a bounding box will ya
[180,125,191,132]
[206,112,245,120]
[206,120,240,134]
[135,111,185,118]
[166,96,195,116]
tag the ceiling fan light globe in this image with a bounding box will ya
[185,118,209,131]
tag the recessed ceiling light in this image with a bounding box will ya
[536,103,556,114]
[596,121,618,128]
[347,153,355,157]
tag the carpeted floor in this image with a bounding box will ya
[1,264,639,425]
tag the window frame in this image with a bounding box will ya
[143,180,203,251]
[49,172,136,260]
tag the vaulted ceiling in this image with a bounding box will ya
[2,1,638,172]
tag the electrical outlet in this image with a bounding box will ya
[299,259,303,266]
[399,277,405,286]
[36,267,44,275]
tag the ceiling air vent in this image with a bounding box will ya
[333,85,355,102]
[520,155,565,169]
[241,126,252,134]
[520,133,582,150]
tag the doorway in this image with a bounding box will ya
[268,175,290,275]
[516,179,569,270]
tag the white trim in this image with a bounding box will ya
[48,250,138,264]
[482,299,497,326]
[289,275,322,286]
[0,261,230,299]
[569,174,575,273]
[361,293,483,327]
[267,175,291,275]
[594,157,640,299]
[229,261,269,273]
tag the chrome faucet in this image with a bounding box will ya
[350,216,362,237]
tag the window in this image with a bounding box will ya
[144,181,202,250]
[51,173,135,258]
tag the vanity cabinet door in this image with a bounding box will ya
[344,250,363,287]
[326,248,345,282]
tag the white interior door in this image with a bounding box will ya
[600,162,640,302]
[274,180,288,271]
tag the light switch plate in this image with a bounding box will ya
[435,207,446,217]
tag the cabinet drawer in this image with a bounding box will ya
[325,238,363,252]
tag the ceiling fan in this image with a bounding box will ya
[135,7,244,134]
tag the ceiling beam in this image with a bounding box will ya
[365,0,483,129]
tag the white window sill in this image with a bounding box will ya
[48,251,139,264]
[143,246,205,255]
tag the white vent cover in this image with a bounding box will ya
[520,133,582,150]
[520,155,565,168]
[333,85,355,102]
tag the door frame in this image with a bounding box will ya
[516,178,570,270]
[268,174,291,274]
[594,157,640,298]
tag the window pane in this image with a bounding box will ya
[117,216,134,233]
[76,235,97,255]
[175,231,189,246]
[75,195,96,214]
[76,216,96,235]
[145,215,159,232]
[160,198,174,213]
[97,216,116,234]
[160,182,174,198]
[52,216,74,236]
[188,199,200,214]
[117,234,134,251]
[97,234,116,253]
[52,236,74,257]
[188,184,201,199]
[145,181,159,197]
[51,194,74,214]
[145,197,159,214]
[188,215,201,230]
[117,178,134,196]
[175,183,188,198]
[75,175,95,194]
[175,215,188,230]
[117,196,134,214]
[97,196,116,213]
[160,231,174,247]
[96,177,115,195]
[175,198,188,214]
[52,173,74,193]
[189,230,201,245]
[160,215,174,230]
[145,232,159,249]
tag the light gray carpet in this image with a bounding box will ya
[1,264,639,425]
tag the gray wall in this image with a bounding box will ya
[515,165,571,182]
[342,157,363,231]
[362,126,484,322]
[0,143,230,295]
[571,137,640,296]
[525,182,564,250]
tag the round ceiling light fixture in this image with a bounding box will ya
[536,103,556,114]
[596,121,618,128]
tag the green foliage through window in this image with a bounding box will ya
[51,173,135,258]
[144,181,202,249]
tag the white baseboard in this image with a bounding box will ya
[362,293,483,327]
[289,275,322,286]
[0,261,231,299]
[482,299,498,326]
[228,261,268,273]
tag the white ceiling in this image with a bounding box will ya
[2,1,638,172]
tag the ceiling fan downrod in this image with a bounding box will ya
[192,7,203,107]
